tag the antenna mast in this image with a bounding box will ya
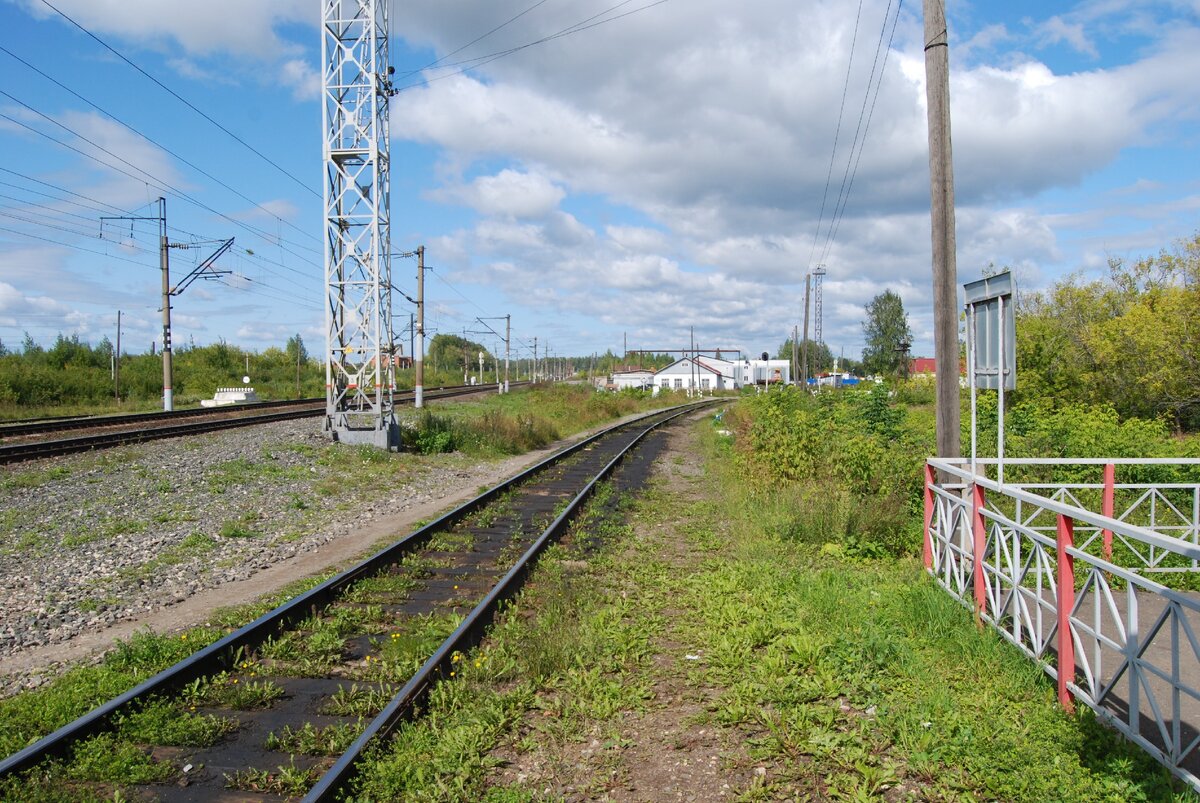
[321,0,398,449]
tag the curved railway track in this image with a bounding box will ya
[0,382,529,464]
[0,399,717,801]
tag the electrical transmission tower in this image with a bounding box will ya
[321,0,398,449]
[812,264,827,346]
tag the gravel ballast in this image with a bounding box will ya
[0,418,519,673]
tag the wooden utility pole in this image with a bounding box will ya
[924,0,961,459]
[415,245,425,408]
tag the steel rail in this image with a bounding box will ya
[0,383,530,464]
[0,399,717,785]
[0,382,531,439]
[306,400,716,801]
[0,397,320,438]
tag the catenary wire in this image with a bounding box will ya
[0,105,319,275]
[390,0,670,94]
[806,0,864,274]
[37,0,319,199]
[819,0,902,266]
[0,44,321,247]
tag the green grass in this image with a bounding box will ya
[180,673,285,710]
[218,517,261,539]
[225,760,322,796]
[114,698,238,746]
[264,721,363,756]
[322,684,397,718]
[347,485,656,799]
[342,411,1196,801]
[0,465,71,491]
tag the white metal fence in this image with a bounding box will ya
[924,457,1200,790]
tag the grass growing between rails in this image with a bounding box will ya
[0,572,334,800]
[399,383,687,456]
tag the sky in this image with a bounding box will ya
[0,0,1198,368]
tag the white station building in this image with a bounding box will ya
[609,354,791,394]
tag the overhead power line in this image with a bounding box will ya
[0,102,318,274]
[817,0,904,268]
[822,0,904,262]
[395,0,554,81]
[807,0,864,273]
[37,0,319,199]
[0,222,157,269]
[0,44,319,248]
[391,0,671,94]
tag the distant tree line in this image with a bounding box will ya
[0,333,323,410]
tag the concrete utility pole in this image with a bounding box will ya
[533,337,538,381]
[114,309,121,403]
[415,245,425,408]
[924,0,962,459]
[102,198,230,411]
[504,314,511,393]
[159,201,172,410]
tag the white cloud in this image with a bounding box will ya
[382,0,1200,352]
[437,169,566,219]
[1039,16,1099,58]
[16,0,311,58]
[279,59,320,102]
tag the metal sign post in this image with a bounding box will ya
[963,272,1016,484]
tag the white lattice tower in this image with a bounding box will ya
[321,0,397,448]
[812,264,827,346]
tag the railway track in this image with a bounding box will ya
[0,383,528,464]
[0,399,716,801]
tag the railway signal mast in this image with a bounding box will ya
[321,0,399,449]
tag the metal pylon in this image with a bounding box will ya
[321,0,398,449]
[812,264,827,346]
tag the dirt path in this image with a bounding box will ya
[490,414,761,801]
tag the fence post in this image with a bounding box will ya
[1056,512,1076,712]
[972,482,986,615]
[1102,463,1115,562]
[923,463,935,570]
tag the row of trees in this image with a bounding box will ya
[0,334,320,408]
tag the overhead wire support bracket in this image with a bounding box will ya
[170,238,234,295]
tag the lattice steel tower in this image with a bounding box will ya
[812,264,827,346]
[321,0,398,449]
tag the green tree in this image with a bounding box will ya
[285,333,309,365]
[861,290,912,376]
[428,334,490,373]
[776,338,833,373]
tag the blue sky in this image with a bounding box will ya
[0,0,1198,368]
